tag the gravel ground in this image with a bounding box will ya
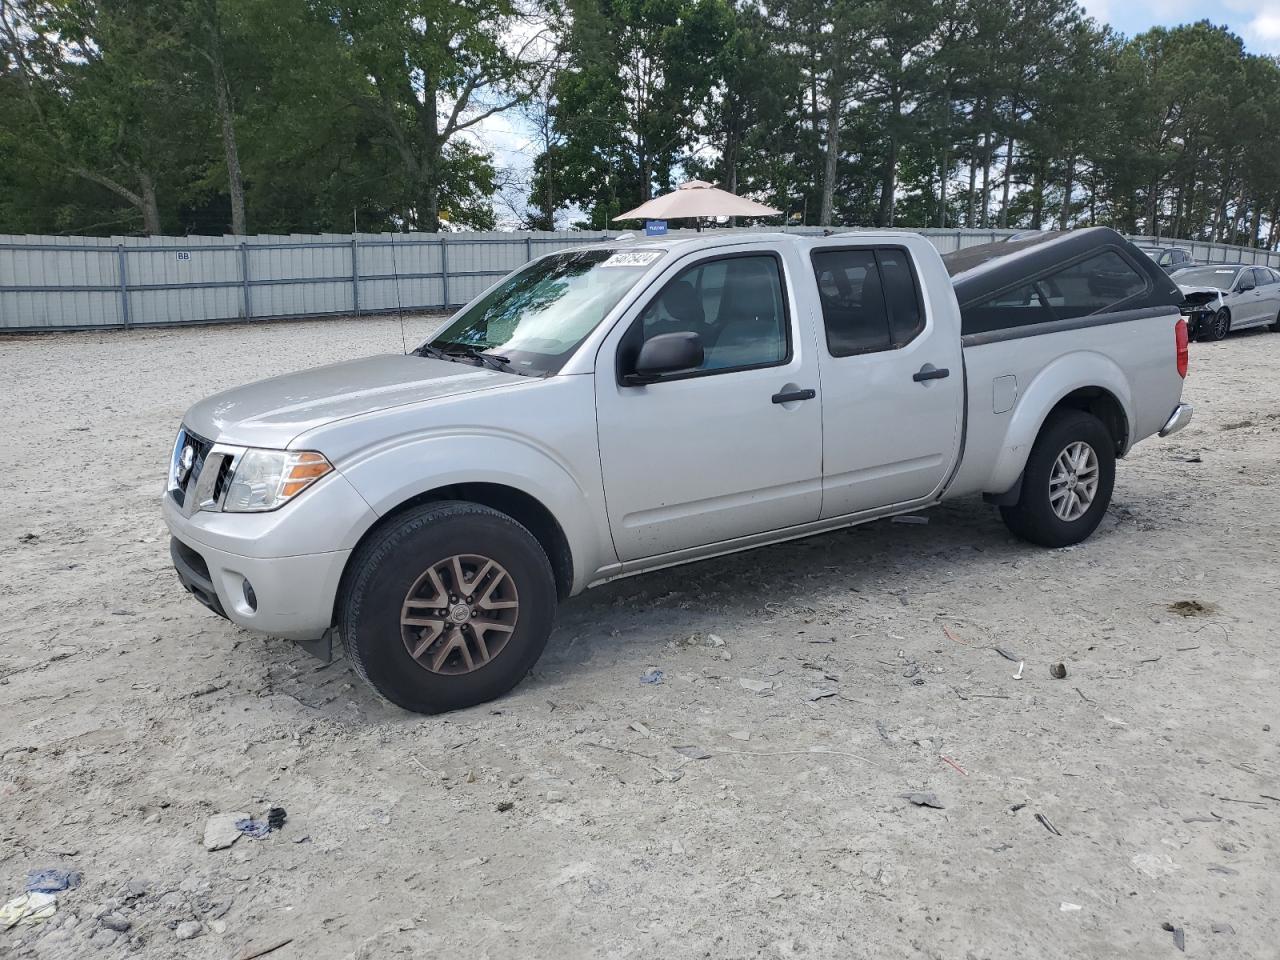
[1,314,1278,960]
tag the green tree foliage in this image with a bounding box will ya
[5,0,1280,247]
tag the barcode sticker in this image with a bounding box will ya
[600,250,663,268]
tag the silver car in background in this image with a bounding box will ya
[1177,264,1280,340]
[1137,245,1195,274]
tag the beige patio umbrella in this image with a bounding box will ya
[613,180,781,222]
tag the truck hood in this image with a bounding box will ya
[183,354,526,449]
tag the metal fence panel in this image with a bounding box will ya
[3,226,1277,332]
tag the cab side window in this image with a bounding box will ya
[621,254,789,378]
[811,247,925,357]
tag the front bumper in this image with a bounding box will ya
[168,532,350,641]
[1159,402,1194,438]
[163,471,376,641]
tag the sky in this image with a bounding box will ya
[1084,0,1280,50]
[467,2,1280,227]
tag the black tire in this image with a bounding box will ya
[999,410,1117,548]
[1203,307,1231,341]
[340,500,557,714]
[1270,309,1280,333]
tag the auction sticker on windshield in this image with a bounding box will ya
[600,251,664,268]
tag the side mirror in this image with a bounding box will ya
[624,331,704,384]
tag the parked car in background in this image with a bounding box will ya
[1176,263,1280,340]
[165,227,1191,714]
[1136,245,1195,274]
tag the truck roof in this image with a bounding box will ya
[579,229,929,255]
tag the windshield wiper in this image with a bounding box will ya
[457,347,514,372]
[420,341,520,374]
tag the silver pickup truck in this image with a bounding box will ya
[165,227,1192,714]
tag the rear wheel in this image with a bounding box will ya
[1204,307,1231,341]
[1000,410,1116,548]
[340,501,557,714]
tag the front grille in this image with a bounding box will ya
[170,428,214,508]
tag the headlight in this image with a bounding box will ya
[222,449,334,513]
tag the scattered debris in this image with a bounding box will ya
[1207,864,1239,876]
[18,532,38,544]
[739,678,774,694]
[1074,687,1094,703]
[706,634,726,647]
[1060,902,1082,912]
[1181,813,1221,823]
[994,646,1020,662]
[1050,663,1068,679]
[1211,923,1235,935]
[940,755,968,776]
[0,892,56,928]
[174,920,203,941]
[1169,600,1214,617]
[267,806,287,830]
[639,668,665,685]
[25,869,80,893]
[1035,813,1062,836]
[203,812,249,851]
[902,664,920,679]
[545,790,566,803]
[237,937,295,960]
[891,515,929,525]
[495,800,515,812]
[806,686,838,701]
[672,745,712,760]
[1013,661,1025,680]
[1161,922,1186,952]
[1010,803,1027,812]
[236,818,272,839]
[903,792,944,809]
[629,720,652,738]
[875,720,891,742]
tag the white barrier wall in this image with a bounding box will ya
[2,227,1273,331]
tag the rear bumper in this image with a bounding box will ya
[1159,402,1194,437]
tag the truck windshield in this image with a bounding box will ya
[424,248,664,375]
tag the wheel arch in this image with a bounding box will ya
[333,483,575,630]
[985,351,1134,496]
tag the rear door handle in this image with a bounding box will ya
[913,365,950,383]
[772,388,816,404]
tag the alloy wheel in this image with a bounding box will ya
[400,554,519,674]
[1048,441,1100,522]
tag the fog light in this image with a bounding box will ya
[242,578,257,611]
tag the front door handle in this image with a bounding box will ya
[772,388,816,404]
[913,364,950,383]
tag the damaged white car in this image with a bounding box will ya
[1177,264,1280,341]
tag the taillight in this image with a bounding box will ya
[1175,318,1189,379]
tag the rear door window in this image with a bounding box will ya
[811,247,924,356]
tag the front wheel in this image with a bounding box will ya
[1270,309,1280,333]
[1203,307,1231,341]
[340,501,557,714]
[1000,410,1116,548]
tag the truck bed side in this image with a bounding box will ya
[948,308,1185,499]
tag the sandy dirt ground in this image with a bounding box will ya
[1,314,1278,960]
